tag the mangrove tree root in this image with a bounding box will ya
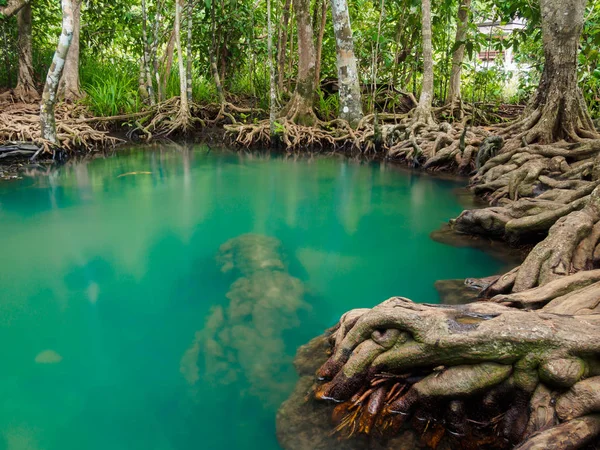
[308,297,600,449]
[462,187,600,297]
[0,101,120,153]
[180,234,308,408]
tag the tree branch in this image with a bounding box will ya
[0,0,32,19]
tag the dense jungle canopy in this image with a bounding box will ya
[0,0,599,141]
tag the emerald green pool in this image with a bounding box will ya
[0,146,504,450]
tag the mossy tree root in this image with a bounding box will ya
[311,297,600,448]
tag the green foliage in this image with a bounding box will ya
[193,76,218,104]
[228,70,270,110]
[2,0,600,120]
[81,60,142,116]
[315,90,339,121]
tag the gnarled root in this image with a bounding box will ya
[0,101,120,154]
[465,187,600,298]
[309,297,600,449]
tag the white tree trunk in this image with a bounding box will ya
[175,0,190,122]
[40,0,74,144]
[330,0,363,127]
[186,0,193,102]
[58,0,82,101]
[268,0,277,136]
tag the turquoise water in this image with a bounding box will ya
[0,146,504,450]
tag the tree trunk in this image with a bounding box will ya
[268,0,277,137]
[313,0,327,88]
[14,2,38,102]
[277,0,292,94]
[445,0,470,111]
[175,0,190,125]
[330,0,363,127]
[210,0,226,104]
[280,0,317,125]
[161,29,176,101]
[0,0,31,18]
[151,0,164,102]
[58,0,82,101]
[413,0,434,125]
[141,0,156,105]
[186,0,193,102]
[40,0,74,144]
[520,0,596,143]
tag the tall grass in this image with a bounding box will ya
[229,70,270,110]
[81,60,142,117]
[316,90,339,121]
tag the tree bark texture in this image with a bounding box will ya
[445,0,471,109]
[413,0,434,125]
[281,0,317,125]
[314,0,327,89]
[268,0,277,136]
[521,0,596,143]
[141,0,156,105]
[186,0,193,102]
[40,0,74,144]
[330,0,363,127]
[175,0,190,121]
[14,2,38,102]
[58,0,82,101]
[277,0,292,93]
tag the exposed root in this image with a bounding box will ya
[0,101,120,155]
[308,296,600,449]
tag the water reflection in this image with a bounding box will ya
[0,145,506,450]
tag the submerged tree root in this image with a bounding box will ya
[303,296,600,449]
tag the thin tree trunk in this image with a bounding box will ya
[210,0,226,104]
[151,0,164,101]
[161,29,176,100]
[519,0,596,143]
[288,11,295,86]
[40,0,74,144]
[313,0,327,89]
[58,0,82,101]
[2,23,12,88]
[175,0,189,118]
[141,0,156,105]
[15,2,38,102]
[413,0,434,125]
[186,0,193,102]
[445,0,471,110]
[280,0,317,125]
[268,0,277,136]
[330,0,363,127]
[277,0,292,93]
[139,59,150,102]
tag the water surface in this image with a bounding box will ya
[0,146,504,450]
